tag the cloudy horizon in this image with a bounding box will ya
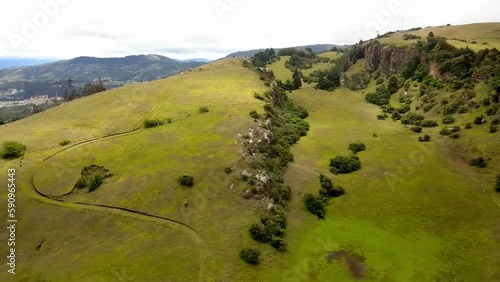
[0,0,499,61]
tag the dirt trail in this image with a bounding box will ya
[22,75,217,282]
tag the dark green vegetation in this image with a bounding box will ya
[330,155,361,174]
[199,106,210,113]
[239,248,260,265]
[241,82,310,251]
[0,140,27,159]
[468,156,487,168]
[177,175,194,187]
[75,165,112,192]
[304,174,345,219]
[418,134,431,142]
[62,79,107,101]
[59,139,71,146]
[348,143,366,154]
[143,118,165,128]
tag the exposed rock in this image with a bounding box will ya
[364,41,418,74]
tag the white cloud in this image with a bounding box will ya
[0,0,498,60]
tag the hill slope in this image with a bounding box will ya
[0,54,205,99]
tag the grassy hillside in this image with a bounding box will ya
[378,22,500,50]
[0,58,276,281]
[280,86,500,281]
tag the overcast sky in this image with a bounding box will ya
[0,0,498,60]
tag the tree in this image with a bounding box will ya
[428,31,434,38]
[292,69,302,89]
[387,76,399,94]
[348,143,366,154]
[63,79,77,101]
[303,193,325,219]
[1,141,27,159]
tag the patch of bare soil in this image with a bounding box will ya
[326,249,366,280]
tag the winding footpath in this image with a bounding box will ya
[22,74,216,281]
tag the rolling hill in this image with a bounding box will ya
[0,54,206,99]
[225,44,347,58]
[0,23,499,281]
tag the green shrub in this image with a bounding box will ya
[468,156,487,168]
[199,106,209,113]
[1,141,27,159]
[249,224,269,243]
[239,248,260,265]
[178,175,194,187]
[465,123,472,129]
[249,110,260,119]
[75,165,111,192]
[166,118,173,124]
[401,112,424,125]
[89,175,104,192]
[442,116,455,124]
[271,236,287,251]
[377,114,387,120]
[490,125,498,133]
[254,92,265,101]
[440,126,461,136]
[411,127,422,133]
[329,155,361,174]
[474,115,485,125]
[348,143,366,154]
[224,167,233,174]
[144,118,164,128]
[59,139,71,146]
[303,193,325,219]
[319,174,345,198]
[421,120,438,127]
[419,135,431,142]
[449,133,460,139]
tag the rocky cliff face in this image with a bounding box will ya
[364,41,418,74]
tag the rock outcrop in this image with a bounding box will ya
[363,41,418,74]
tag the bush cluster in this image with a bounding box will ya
[178,175,194,187]
[239,248,260,265]
[303,174,345,219]
[329,156,361,174]
[75,165,112,193]
[411,127,423,133]
[1,141,27,159]
[249,206,287,251]
[421,120,439,128]
[419,135,431,142]
[439,126,461,136]
[59,139,71,146]
[442,116,455,124]
[348,143,366,154]
[144,118,165,128]
[468,157,487,168]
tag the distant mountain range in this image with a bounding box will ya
[0,58,55,70]
[0,54,206,100]
[224,44,349,58]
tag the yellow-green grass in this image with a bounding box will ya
[0,58,279,281]
[318,51,341,60]
[378,22,500,50]
[277,86,500,281]
[268,56,292,81]
[345,59,368,77]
